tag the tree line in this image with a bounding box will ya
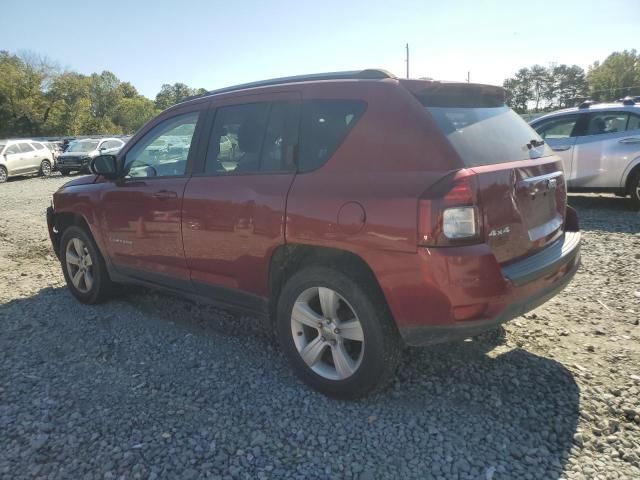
[1,49,639,138]
[0,50,206,138]
[503,50,640,113]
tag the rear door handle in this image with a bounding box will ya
[551,145,571,151]
[152,190,178,200]
[619,137,640,144]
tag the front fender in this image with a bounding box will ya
[620,155,640,190]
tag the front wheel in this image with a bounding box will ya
[0,166,7,183]
[60,226,112,304]
[276,266,400,399]
[630,172,640,210]
[40,160,52,177]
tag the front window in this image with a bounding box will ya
[67,141,99,153]
[126,111,200,177]
[0,144,5,154]
[535,116,580,140]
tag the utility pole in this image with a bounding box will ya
[405,43,410,79]
[467,71,470,83]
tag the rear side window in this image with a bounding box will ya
[32,142,45,150]
[205,101,300,174]
[628,114,640,131]
[18,142,34,153]
[535,115,580,139]
[586,112,628,135]
[298,100,366,172]
[415,87,551,167]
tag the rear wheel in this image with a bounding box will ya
[630,172,640,210]
[40,160,52,177]
[0,166,7,183]
[276,266,400,399]
[60,226,112,304]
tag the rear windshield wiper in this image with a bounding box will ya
[527,139,545,149]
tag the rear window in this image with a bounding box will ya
[298,99,366,172]
[416,87,551,166]
[32,142,45,150]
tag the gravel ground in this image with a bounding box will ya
[1,173,639,480]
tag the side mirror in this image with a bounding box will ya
[90,154,124,179]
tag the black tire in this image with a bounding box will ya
[59,169,70,176]
[276,266,401,399]
[0,165,7,183]
[40,160,52,177]
[629,172,640,210]
[60,225,112,304]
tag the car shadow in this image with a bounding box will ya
[1,287,579,479]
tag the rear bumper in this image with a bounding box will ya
[387,231,581,346]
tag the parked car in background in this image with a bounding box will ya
[530,98,640,209]
[42,141,63,164]
[47,70,580,398]
[0,139,54,182]
[56,138,126,175]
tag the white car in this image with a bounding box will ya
[0,139,54,183]
[530,98,640,209]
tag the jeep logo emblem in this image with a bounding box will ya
[547,178,557,190]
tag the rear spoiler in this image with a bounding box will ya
[400,80,506,108]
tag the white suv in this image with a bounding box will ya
[0,139,54,183]
[530,99,640,209]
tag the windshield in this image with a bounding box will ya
[0,144,5,154]
[67,141,99,153]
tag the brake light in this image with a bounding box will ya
[418,171,482,246]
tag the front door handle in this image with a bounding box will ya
[152,190,178,200]
[619,137,640,144]
[551,145,571,152]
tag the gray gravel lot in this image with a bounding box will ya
[1,173,639,479]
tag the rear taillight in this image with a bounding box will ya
[418,171,482,247]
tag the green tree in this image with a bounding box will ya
[154,83,206,110]
[113,96,159,133]
[503,68,532,113]
[587,50,640,101]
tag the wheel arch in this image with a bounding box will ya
[50,212,96,258]
[623,158,640,195]
[267,244,393,327]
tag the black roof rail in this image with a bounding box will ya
[179,69,396,104]
[578,100,595,109]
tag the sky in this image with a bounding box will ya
[1,0,638,99]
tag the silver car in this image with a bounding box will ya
[530,99,640,209]
[0,139,55,183]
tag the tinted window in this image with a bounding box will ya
[298,100,366,172]
[126,111,199,178]
[205,102,269,174]
[18,142,34,152]
[427,106,551,166]
[628,114,640,131]
[32,142,45,150]
[535,115,580,139]
[587,112,629,136]
[5,144,19,155]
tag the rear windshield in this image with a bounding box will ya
[415,88,551,166]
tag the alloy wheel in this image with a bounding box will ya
[41,161,51,176]
[65,238,94,293]
[0,167,7,183]
[290,287,365,381]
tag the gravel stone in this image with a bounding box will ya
[0,177,639,479]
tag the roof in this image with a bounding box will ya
[178,69,397,105]
[531,102,640,123]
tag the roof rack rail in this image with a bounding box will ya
[179,69,396,104]
[578,100,595,109]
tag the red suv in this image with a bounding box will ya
[47,70,581,399]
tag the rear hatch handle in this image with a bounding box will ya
[517,171,563,196]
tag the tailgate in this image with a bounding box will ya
[472,158,567,264]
